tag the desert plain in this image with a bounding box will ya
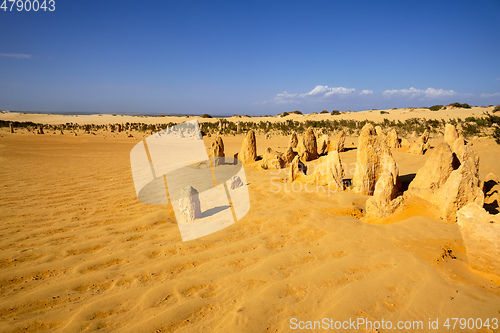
[0,106,499,332]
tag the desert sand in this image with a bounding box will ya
[0,109,499,332]
[0,106,495,126]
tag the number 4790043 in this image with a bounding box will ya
[1,0,55,12]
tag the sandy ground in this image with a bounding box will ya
[0,106,496,126]
[0,115,500,332]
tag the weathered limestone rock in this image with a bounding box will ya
[457,202,500,278]
[289,132,298,148]
[408,130,429,155]
[329,130,346,152]
[484,173,499,211]
[451,135,465,153]
[117,124,122,132]
[313,150,344,190]
[238,130,257,163]
[237,122,242,133]
[262,148,285,169]
[408,144,457,192]
[288,155,307,182]
[37,126,44,135]
[211,136,225,166]
[317,134,329,156]
[366,172,403,218]
[452,137,479,175]
[433,159,483,222]
[178,186,202,223]
[282,146,297,165]
[407,140,483,222]
[352,124,399,195]
[230,175,243,189]
[386,129,401,148]
[400,138,411,148]
[375,126,386,140]
[9,123,14,133]
[297,127,318,161]
[60,129,64,135]
[444,124,459,147]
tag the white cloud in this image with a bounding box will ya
[303,85,355,97]
[383,87,456,98]
[0,53,32,59]
[359,89,373,95]
[480,92,500,98]
[265,85,357,105]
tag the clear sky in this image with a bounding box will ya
[1,0,499,116]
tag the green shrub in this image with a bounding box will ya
[429,105,444,111]
[448,102,471,108]
[292,110,303,115]
[494,127,500,144]
[331,110,340,115]
[461,123,480,137]
[380,111,389,114]
[493,105,500,113]
[201,114,212,118]
[320,110,329,114]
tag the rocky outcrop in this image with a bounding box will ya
[211,136,225,166]
[444,124,459,147]
[9,123,14,134]
[375,126,386,140]
[407,141,484,222]
[238,130,257,164]
[289,132,298,148]
[433,154,483,222]
[386,129,401,148]
[288,155,307,182]
[408,130,430,155]
[297,128,318,161]
[457,202,499,278]
[329,130,346,152]
[366,172,403,218]
[484,173,499,214]
[400,138,411,148]
[408,144,457,191]
[317,134,329,156]
[311,150,344,190]
[262,148,286,169]
[282,146,297,165]
[352,124,399,195]
[178,186,202,223]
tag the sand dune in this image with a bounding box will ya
[0,106,495,126]
[0,112,499,332]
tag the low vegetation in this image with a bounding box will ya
[429,105,444,111]
[448,102,472,108]
[3,110,500,144]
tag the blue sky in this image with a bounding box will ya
[0,0,499,115]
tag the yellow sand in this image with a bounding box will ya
[0,106,495,126]
[0,112,499,332]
